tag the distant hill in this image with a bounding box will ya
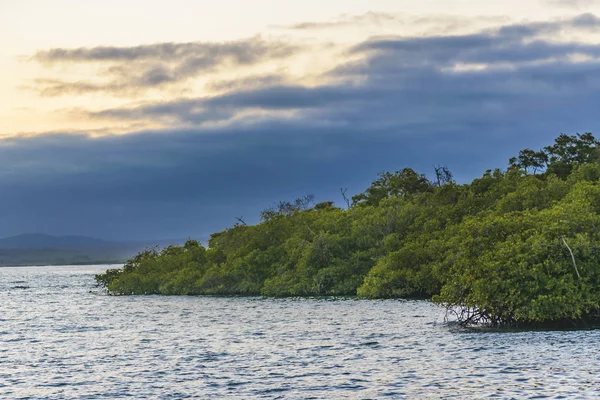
[0,234,187,267]
[0,233,118,250]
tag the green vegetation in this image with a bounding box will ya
[97,133,600,328]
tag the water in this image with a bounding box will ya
[1,265,599,399]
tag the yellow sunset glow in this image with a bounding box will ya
[1,0,598,135]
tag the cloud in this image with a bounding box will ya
[206,74,287,92]
[88,84,358,126]
[279,11,403,30]
[33,78,128,97]
[0,124,398,240]
[544,0,600,9]
[350,33,600,68]
[82,14,600,128]
[30,36,301,96]
[277,11,509,32]
[4,13,600,240]
[33,36,297,64]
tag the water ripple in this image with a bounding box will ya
[1,265,600,399]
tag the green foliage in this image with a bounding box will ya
[352,168,433,206]
[96,133,600,327]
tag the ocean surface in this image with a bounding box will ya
[1,265,599,399]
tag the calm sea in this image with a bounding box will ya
[1,265,599,399]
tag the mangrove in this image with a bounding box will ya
[96,132,600,328]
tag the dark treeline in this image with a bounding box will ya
[97,133,600,328]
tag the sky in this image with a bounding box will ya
[1,0,600,241]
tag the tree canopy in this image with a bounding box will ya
[97,132,600,328]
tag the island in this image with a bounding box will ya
[96,133,600,328]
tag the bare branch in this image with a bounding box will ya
[560,236,581,280]
[235,216,248,226]
[340,188,351,209]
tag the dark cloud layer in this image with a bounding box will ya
[0,121,527,241]
[31,37,300,96]
[4,14,600,240]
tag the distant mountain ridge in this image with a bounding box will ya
[0,233,118,250]
[0,233,188,267]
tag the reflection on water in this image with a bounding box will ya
[1,265,599,399]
